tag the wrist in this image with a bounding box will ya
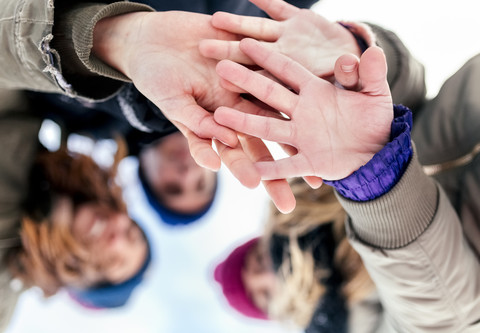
[93,11,150,79]
[324,105,413,201]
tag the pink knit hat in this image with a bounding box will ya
[214,237,268,320]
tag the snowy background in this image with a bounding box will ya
[6,0,480,332]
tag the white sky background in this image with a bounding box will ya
[6,0,480,332]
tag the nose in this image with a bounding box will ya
[101,213,131,244]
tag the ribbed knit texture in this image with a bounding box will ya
[52,2,153,99]
[71,3,154,81]
[338,148,438,249]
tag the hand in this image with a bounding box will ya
[92,11,262,175]
[213,39,393,181]
[199,0,361,78]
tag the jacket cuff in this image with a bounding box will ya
[338,146,438,249]
[324,105,412,201]
[52,2,154,100]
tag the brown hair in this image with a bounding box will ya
[264,179,374,327]
[6,145,126,296]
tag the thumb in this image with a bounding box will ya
[358,46,390,96]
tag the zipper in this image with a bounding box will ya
[422,142,480,176]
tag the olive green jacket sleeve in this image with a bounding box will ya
[0,0,424,105]
[0,89,43,333]
[0,0,57,92]
[0,0,152,100]
[338,150,480,332]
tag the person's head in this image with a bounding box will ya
[138,132,217,225]
[215,179,373,327]
[241,238,278,314]
[265,179,374,327]
[214,237,276,320]
[5,147,149,307]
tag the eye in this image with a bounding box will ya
[253,252,269,274]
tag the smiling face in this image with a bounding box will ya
[241,242,277,313]
[8,148,150,298]
[54,199,149,287]
[139,132,217,215]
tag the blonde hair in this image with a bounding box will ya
[265,179,374,327]
[6,143,127,296]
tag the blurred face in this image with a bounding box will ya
[67,201,148,285]
[140,132,217,214]
[241,243,277,313]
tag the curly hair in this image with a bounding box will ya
[264,179,374,327]
[5,145,127,296]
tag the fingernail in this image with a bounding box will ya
[341,64,356,73]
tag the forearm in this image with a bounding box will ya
[332,113,480,330]
[0,0,105,95]
[344,167,480,331]
[338,147,436,248]
[51,1,154,100]
[0,0,152,99]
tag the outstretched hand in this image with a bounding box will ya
[199,0,361,78]
[93,11,261,179]
[213,40,393,181]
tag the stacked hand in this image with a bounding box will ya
[213,39,393,181]
[199,0,362,78]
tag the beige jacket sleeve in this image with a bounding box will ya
[412,54,480,259]
[0,0,152,100]
[370,24,426,112]
[338,150,480,332]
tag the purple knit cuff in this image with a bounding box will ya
[324,105,412,201]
